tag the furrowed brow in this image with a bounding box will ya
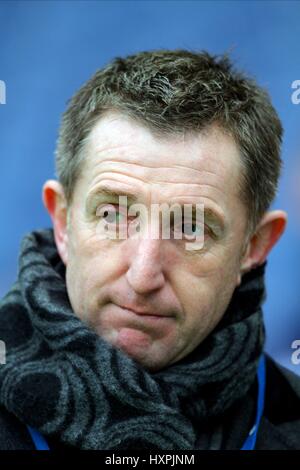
[85,186,139,213]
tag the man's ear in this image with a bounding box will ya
[42,180,69,265]
[240,210,287,276]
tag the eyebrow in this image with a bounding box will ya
[86,185,226,237]
[86,186,139,212]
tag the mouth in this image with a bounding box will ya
[118,304,172,319]
[111,305,175,344]
[91,303,176,354]
[112,304,175,330]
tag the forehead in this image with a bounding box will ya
[82,112,242,187]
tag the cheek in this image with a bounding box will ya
[178,276,217,332]
[65,232,124,318]
[173,257,240,336]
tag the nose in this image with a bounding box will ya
[126,236,166,295]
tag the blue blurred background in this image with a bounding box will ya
[0,0,299,374]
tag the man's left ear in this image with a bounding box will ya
[240,210,287,276]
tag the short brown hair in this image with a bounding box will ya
[55,49,283,234]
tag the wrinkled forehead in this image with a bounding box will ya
[80,112,243,192]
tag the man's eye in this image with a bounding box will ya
[182,222,203,237]
[173,222,212,239]
[96,205,127,225]
[104,209,122,223]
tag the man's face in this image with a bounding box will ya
[63,112,248,371]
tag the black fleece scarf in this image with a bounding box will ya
[0,228,266,450]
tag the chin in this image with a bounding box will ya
[112,339,172,372]
[91,321,177,371]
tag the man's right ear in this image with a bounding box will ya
[42,180,69,265]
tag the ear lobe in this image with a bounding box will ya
[240,210,287,275]
[42,180,69,265]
